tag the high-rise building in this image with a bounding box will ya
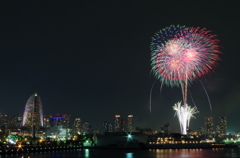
[0,114,12,127]
[12,113,23,127]
[119,118,125,132]
[108,123,113,132]
[51,114,71,127]
[127,115,133,132]
[43,115,51,128]
[204,116,214,137]
[73,118,82,135]
[114,115,120,132]
[22,92,43,136]
[218,116,227,135]
[82,121,91,134]
[102,120,108,132]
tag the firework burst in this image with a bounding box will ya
[151,26,221,87]
[150,25,221,134]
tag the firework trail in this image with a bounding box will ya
[150,25,221,134]
[149,80,156,113]
[199,79,212,112]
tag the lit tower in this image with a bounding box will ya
[219,116,227,135]
[108,123,113,132]
[102,120,108,133]
[73,118,82,135]
[127,115,133,132]
[43,115,52,128]
[22,92,43,138]
[119,118,125,132]
[204,116,214,137]
[114,115,120,132]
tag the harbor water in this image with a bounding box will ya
[1,147,240,158]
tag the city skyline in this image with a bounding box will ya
[0,97,230,135]
[0,1,239,132]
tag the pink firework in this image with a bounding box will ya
[154,27,221,86]
[150,26,221,134]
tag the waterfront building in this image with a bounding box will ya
[82,121,91,134]
[114,115,121,132]
[11,113,23,127]
[119,118,125,132]
[43,115,52,128]
[216,116,227,137]
[198,127,205,136]
[127,115,133,132]
[73,118,82,135]
[204,116,214,138]
[0,114,12,127]
[22,92,43,137]
[45,125,71,140]
[108,123,113,132]
[51,114,71,127]
[102,120,108,132]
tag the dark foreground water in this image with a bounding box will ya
[1,148,240,158]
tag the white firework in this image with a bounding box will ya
[173,101,199,135]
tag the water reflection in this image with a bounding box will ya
[150,148,239,158]
[1,147,240,158]
[126,152,133,158]
[84,149,89,158]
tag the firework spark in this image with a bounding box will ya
[151,27,221,87]
[150,25,221,134]
[173,101,199,135]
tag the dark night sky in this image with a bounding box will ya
[0,1,239,132]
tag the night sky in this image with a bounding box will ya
[0,1,239,132]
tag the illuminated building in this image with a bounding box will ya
[127,115,133,132]
[43,115,52,128]
[103,120,108,132]
[108,123,113,132]
[0,113,22,127]
[82,121,91,134]
[73,118,82,135]
[11,113,23,127]
[51,114,71,127]
[204,116,214,137]
[119,118,125,132]
[198,127,204,136]
[219,116,227,134]
[51,116,64,126]
[45,125,71,140]
[0,114,12,127]
[216,116,227,137]
[22,92,43,137]
[114,115,121,132]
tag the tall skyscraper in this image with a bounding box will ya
[108,123,113,132]
[219,116,227,134]
[73,118,82,135]
[119,118,125,132]
[127,115,133,132]
[114,115,120,132]
[43,115,51,128]
[102,120,108,133]
[22,92,44,137]
[204,116,214,137]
